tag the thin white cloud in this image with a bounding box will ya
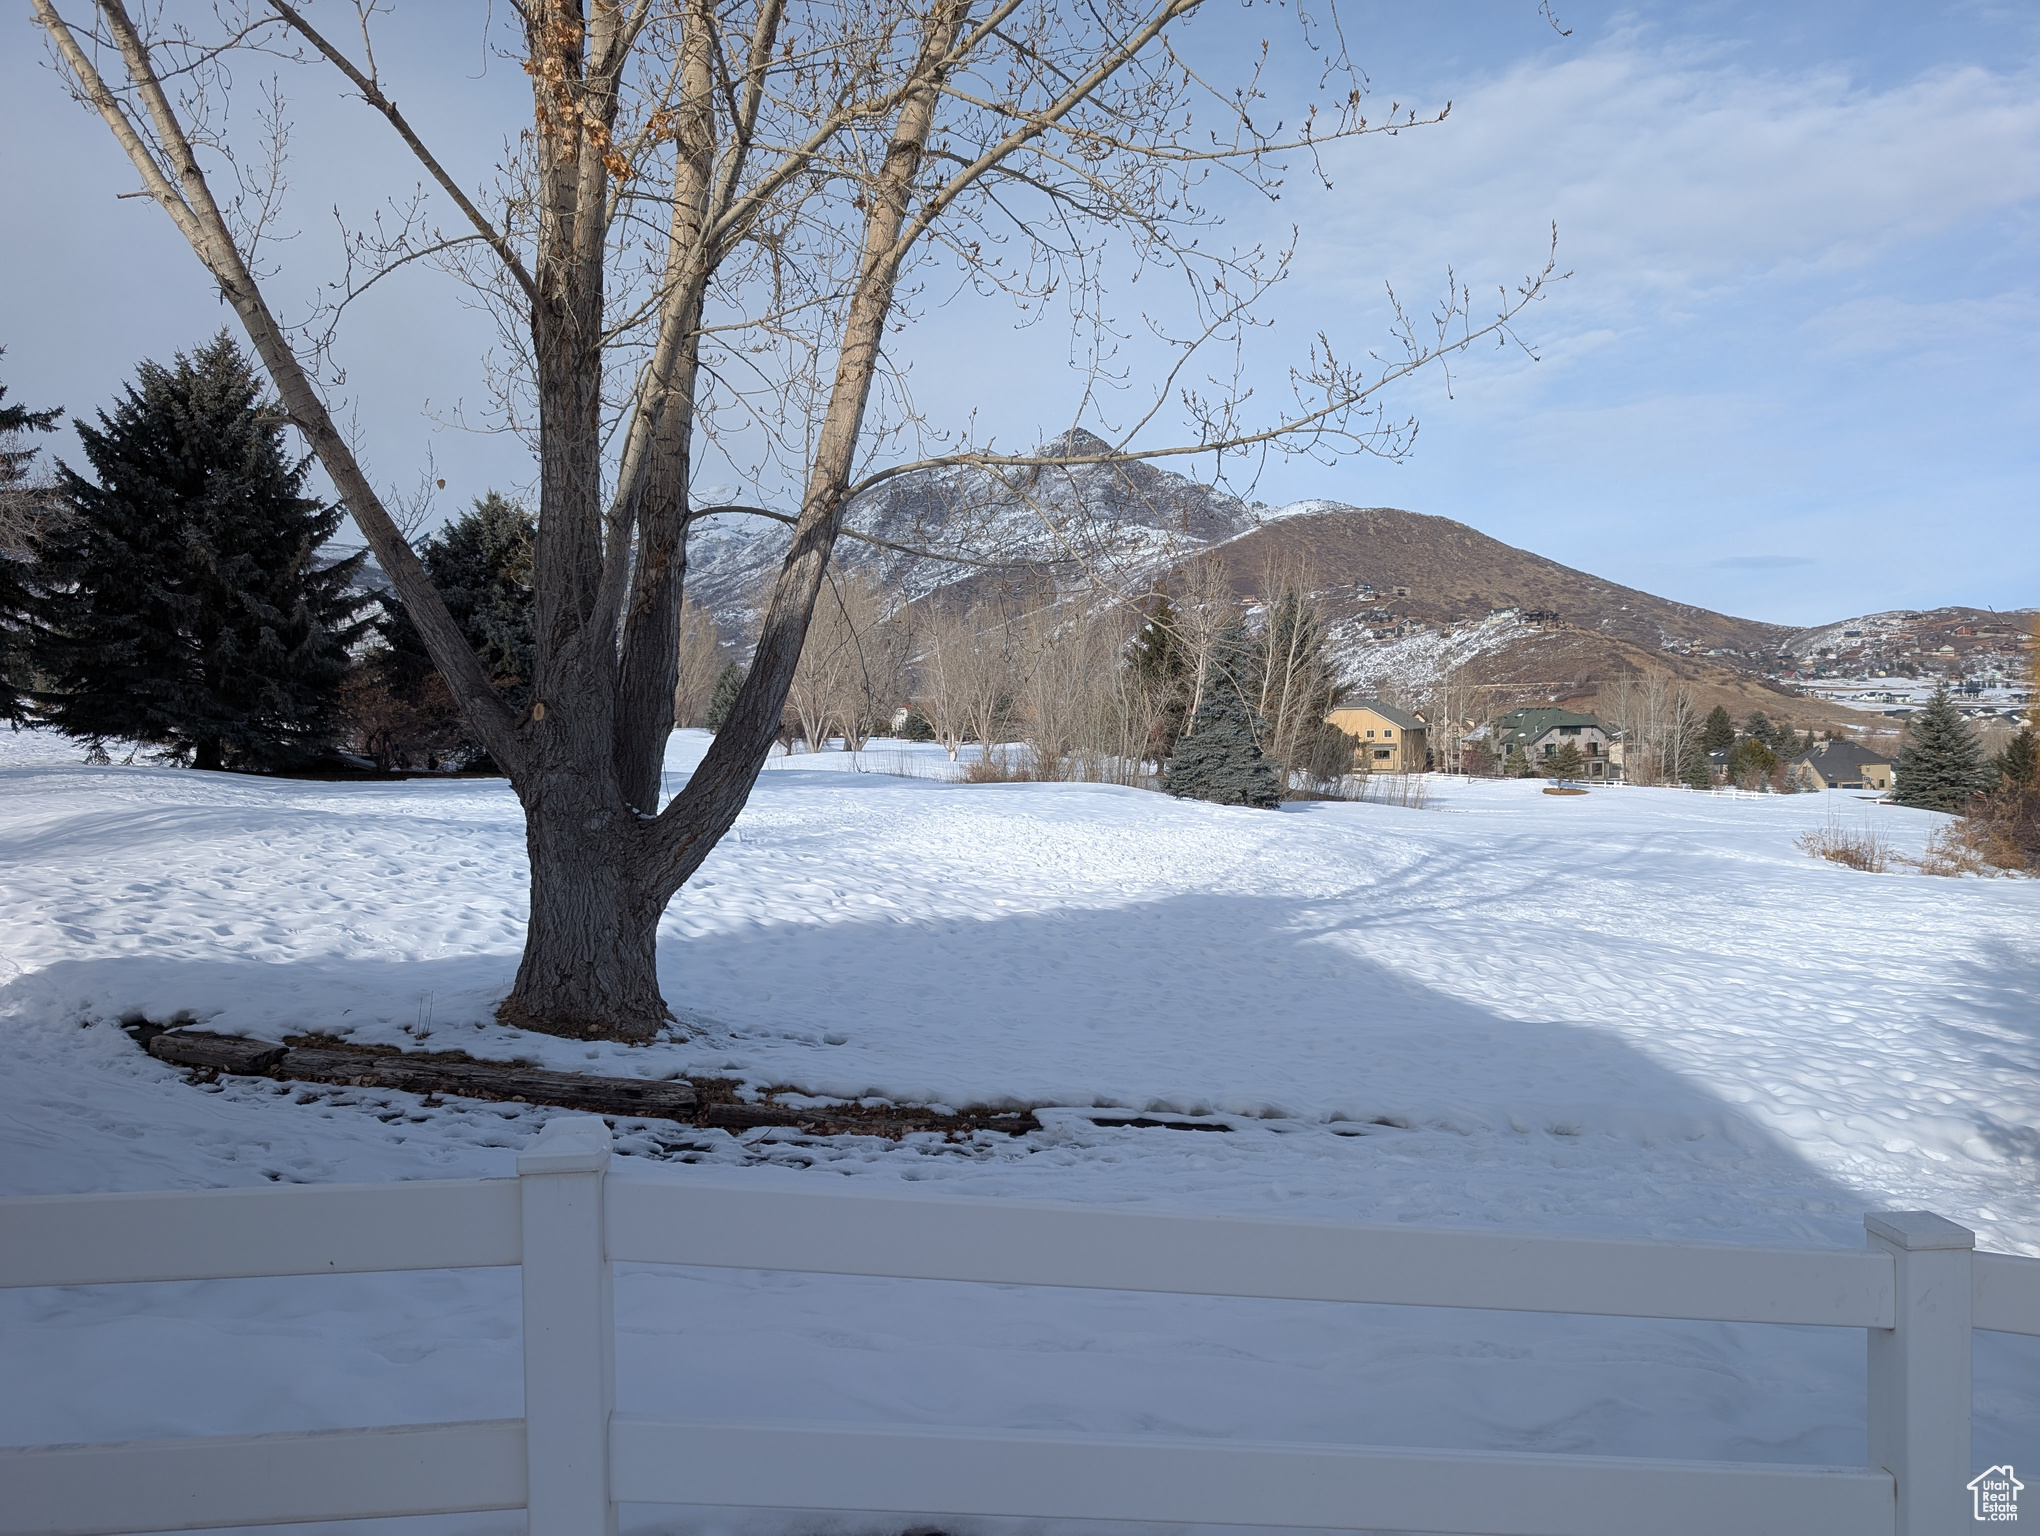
[1303,36,2040,306]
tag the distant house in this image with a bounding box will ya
[1492,707,1613,779]
[1788,740,1892,792]
[1326,700,1429,773]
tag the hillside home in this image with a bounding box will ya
[1492,707,1613,779]
[1327,700,1429,773]
[1788,740,1892,792]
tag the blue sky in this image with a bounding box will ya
[4,1,2035,626]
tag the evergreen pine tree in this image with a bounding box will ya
[375,494,537,706]
[1681,743,1715,791]
[1892,686,1992,811]
[706,662,746,732]
[1741,711,1779,751]
[1725,736,1778,787]
[1701,705,1735,754]
[1162,623,1280,808]
[1503,744,1531,778]
[1125,591,1189,758]
[1992,727,2037,790]
[30,334,366,768]
[0,356,63,724]
[1544,740,1585,780]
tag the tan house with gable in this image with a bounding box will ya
[1788,740,1892,792]
[1327,699,1429,773]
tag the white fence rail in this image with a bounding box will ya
[3,1115,2036,1536]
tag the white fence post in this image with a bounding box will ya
[519,1116,617,1536]
[1865,1211,1973,1536]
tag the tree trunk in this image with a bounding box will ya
[194,738,223,772]
[499,767,668,1042]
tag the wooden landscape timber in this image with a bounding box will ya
[141,1029,1036,1140]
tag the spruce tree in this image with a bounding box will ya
[0,357,63,724]
[1701,705,1735,754]
[1741,711,1779,751]
[1163,624,1281,808]
[706,662,746,732]
[1503,744,1531,778]
[1125,590,1190,759]
[375,494,537,705]
[30,335,366,768]
[1992,727,2037,790]
[1545,740,1585,780]
[1726,736,1778,787]
[1892,686,1992,811]
[1681,743,1714,791]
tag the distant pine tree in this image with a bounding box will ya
[1126,590,1190,759]
[0,356,63,724]
[1741,711,1779,750]
[1543,740,1585,780]
[1726,736,1778,788]
[374,493,537,700]
[30,334,366,769]
[1701,705,1735,754]
[1503,744,1531,778]
[1681,743,1714,791]
[1993,726,2037,790]
[1892,686,1991,811]
[1163,623,1280,808]
[706,662,746,732]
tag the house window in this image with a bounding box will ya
[1366,729,1375,737]
[1543,743,1556,757]
[1373,749,1391,760]
[1384,729,1394,738]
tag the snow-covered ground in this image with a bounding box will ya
[2,725,2035,1533]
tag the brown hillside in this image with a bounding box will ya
[1172,506,1874,737]
[1456,628,1887,740]
[1205,506,1791,658]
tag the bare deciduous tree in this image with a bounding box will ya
[1606,664,1696,786]
[33,0,1554,1038]
[1250,561,1345,784]
[671,595,726,727]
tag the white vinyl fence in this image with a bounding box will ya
[4,1114,2037,1536]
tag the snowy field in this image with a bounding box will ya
[2,725,2035,1534]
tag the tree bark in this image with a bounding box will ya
[501,758,668,1041]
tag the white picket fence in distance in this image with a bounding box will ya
[3,1114,2038,1536]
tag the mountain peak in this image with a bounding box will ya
[1036,427,1117,459]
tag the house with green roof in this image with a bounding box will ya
[1491,707,1614,780]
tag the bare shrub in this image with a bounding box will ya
[1324,771,1430,808]
[962,746,1026,783]
[334,666,467,772]
[1921,792,2034,876]
[1796,815,1892,873]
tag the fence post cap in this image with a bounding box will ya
[518,1115,614,1175]
[1865,1210,1974,1251]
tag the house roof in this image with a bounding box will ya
[1333,698,1426,732]
[1494,707,1602,740]
[1790,739,1891,773]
